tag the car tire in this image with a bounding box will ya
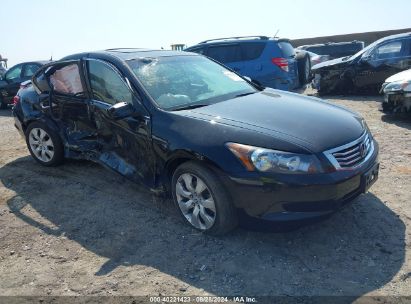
[25,121,64,166]
[298,54,311,85]
[171,161,238,235]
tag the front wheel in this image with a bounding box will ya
[171,161,238,235]
[25,121,64,166]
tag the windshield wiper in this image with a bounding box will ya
[234,91,256,98]
[171,104,209,111]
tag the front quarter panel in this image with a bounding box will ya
[151,110,310,183]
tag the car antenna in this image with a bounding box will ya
[274,29,280,38]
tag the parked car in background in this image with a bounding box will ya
[312,32,411,95]
[381,68,411,113]
[0,61,49,109]
[13,49,379,234]
[185,36,300,91]
[0,56,7,79]
[305,50,331,66]
[297,41,364,59]
[295,50,330,83]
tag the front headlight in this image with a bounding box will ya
[226,143,323,174]
[383,80,411,93]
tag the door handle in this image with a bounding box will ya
[40,102,50,109]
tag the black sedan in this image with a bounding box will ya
[312,32,411,95]
[0,61,49,109]
[12,49,379,234]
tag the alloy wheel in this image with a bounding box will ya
[175,173,216,230]
[28,128,55,163]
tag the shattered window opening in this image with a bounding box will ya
[50,64,84,95]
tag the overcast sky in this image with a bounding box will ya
[1,0,411,66]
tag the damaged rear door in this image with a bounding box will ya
[84,58,155,187]
[44,60,99,155]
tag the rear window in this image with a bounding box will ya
[240,43,266,61]
[278,41,295,58]
[207,45,242,63]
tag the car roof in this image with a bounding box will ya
[61,48,197,62]
[185,36,291,49]
[297,41,364,48]
[104,48,196,60]
[379,31,411,42]
[6,60,50,69]
[13,60,50,66]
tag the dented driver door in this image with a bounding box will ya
[84,58,155,187]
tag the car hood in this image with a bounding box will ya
[181,90,365,153]
[312,56,351,71]
[385,68,411,83]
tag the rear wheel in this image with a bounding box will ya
[25,122,64,166]
[171,161,238,235]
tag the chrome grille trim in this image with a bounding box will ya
[323,132,374,170]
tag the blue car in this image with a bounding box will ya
[185,36,299,91]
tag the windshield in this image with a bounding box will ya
[348,38,383,61]
[127,55,256,110]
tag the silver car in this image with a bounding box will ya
[381,69,411,113]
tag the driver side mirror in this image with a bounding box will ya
[107,102,135,120]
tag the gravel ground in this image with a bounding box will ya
[0,94,410,302]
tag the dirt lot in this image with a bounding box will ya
[0,94,410,302]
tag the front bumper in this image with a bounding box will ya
[224,142,379,222]
[382,91,411,113]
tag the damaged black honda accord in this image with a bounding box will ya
[12,49,379,234]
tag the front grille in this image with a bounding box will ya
[324,132,374,170]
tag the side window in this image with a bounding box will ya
[207,45,242,63]
[23,64,41,78]
[87,60,132,105]
[240,43,266,61]
[374,40,403,60]
[49,64,84,95]
[5,65,22,81]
